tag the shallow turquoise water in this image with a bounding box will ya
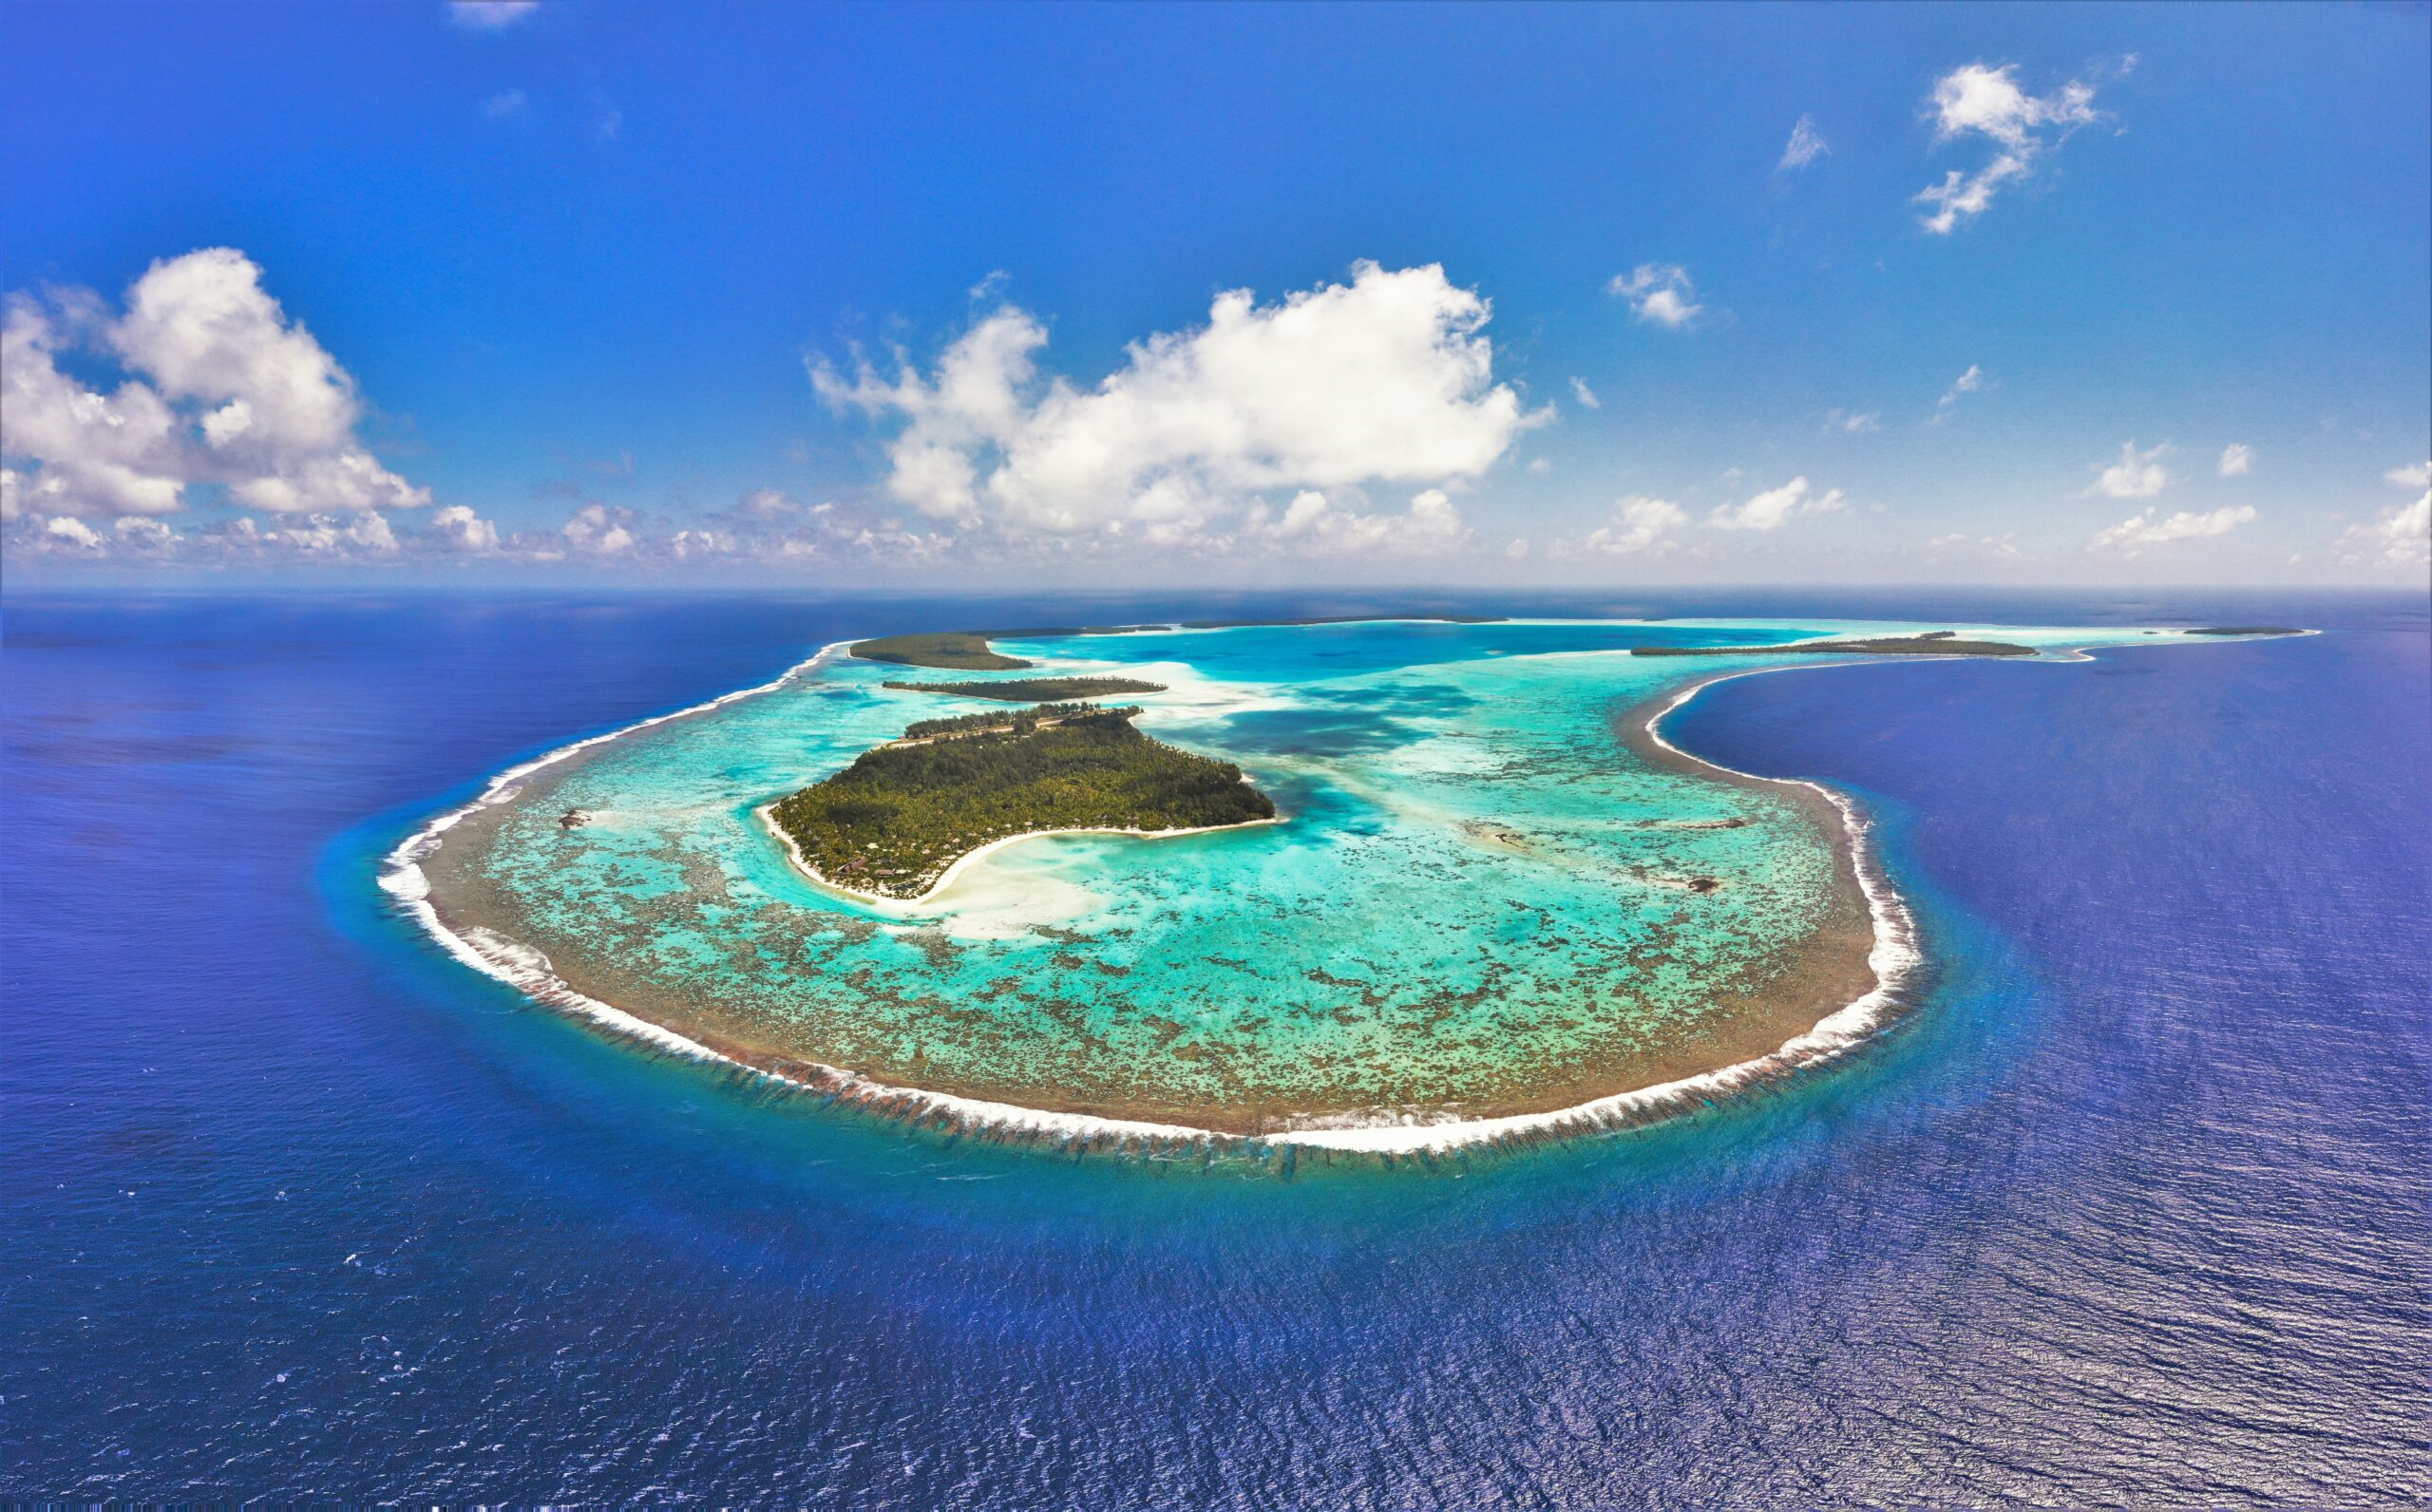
[427,617,2215,1125]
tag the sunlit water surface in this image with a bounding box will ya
[5,590,2423,1505]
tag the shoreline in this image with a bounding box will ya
[385,632,1932,1156]
[755,801,1284,911]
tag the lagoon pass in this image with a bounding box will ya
[395,617,2249,1148]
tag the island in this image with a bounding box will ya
[850,632,1034,670]
[393,615,2292,1148]
[883,674,1169,702]
[766,703,1276,900]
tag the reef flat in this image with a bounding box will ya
[395,616,2275,1145]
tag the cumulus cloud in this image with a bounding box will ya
[426,503,502,553]
[1915,63,2106,234]
[1239,486,1470,558]
[656,486,962,564]
[1583,495,1687,556]
[1569,377,1602,410]
[43,516,105,551]
[1934,365,1986,419]
[2337,464,2431,567]
[2087,504,2256,555]
[2218,444,2254,477]
[561,502,636,555]
[1708,476,1846,532]
[813,261,1539,547]
[3,302,190,515]
[226,511,402,556]
[2090,441,2172,500]
[448,1,539,30]
[1,249,428,518]
[1825,408,1880,434]
[1607,264,1702,329]
[1779,115,1830,171]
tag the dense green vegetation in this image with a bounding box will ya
[850,633,1033,670]
[899,703,1135,741]
[1633,633,2036,658]
[770,708,1274,898]
[2186,626,2302,636]
[884,674,1168,702]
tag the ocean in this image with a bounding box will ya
[4,587,2424,1505]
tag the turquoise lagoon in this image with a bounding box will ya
[397,617,2230,1144]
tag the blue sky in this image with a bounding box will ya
[5,0,2426,584]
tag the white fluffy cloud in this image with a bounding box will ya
[1915,63,2105,234]
[561,502,636,555]
[1584,495,1687,556]
[1239,487,1469,558]
[3,302,190,515]
[223,511,402,556]
[1569,377,1602,410]
[2088,504,2256,555]
[1779,115,1829,171]
[2091,441,2172,499]
[1,249,428,518]
[1709,476,1846,532]
[2337,464,2431,567]
[1825,408,1880,434]
[43,515,105,551]
[427,503,502,553]
[813,261,1538,545]
[2218,444,2254,477]
[1607,264,1702,329]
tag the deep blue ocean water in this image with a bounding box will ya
[4,588,2425,1506]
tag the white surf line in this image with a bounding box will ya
[377,630,1948,1158]
[380,636,853,917]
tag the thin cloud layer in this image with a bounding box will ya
[2088,504,2256,555]
[1934,364,1986,419]
[447,1,540,31]
[1779,115,1830,171]
[812,261,1540,550]
[1709,476,1845,531]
